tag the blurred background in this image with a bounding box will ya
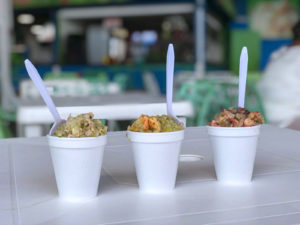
[0,0,299,137]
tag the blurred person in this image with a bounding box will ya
[258,21,300,129]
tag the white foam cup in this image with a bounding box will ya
[47,135,107,202]
[207,125,261,185]
[127,130,184,193]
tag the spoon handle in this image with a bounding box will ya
[24,59,61,122]
[238,47,248,108]
[166,44,175,116]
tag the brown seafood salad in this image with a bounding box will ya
[209,107,264,127]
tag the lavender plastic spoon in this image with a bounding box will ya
[238,47,248,108]
[166,44,181,124]
[24,59,65,135]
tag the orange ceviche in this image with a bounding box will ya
[128,114,183,132]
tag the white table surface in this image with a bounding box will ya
[1,126,300,225]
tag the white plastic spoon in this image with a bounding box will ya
[238,47,248,108]
[166,44,181,124]
[24,59,65,135]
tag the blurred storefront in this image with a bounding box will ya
[0,0,298,137]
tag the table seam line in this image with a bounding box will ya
[104,200,300,225]
[8,146,21,225]
[260,148,300,163]
[102,168,138,188]
[205,211,300,225]
[254,169,300,178]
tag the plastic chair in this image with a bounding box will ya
[176,78,267,126]
[83,71,109,83]
[113,73,130,91]
[176,80,216,126]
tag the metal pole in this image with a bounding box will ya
[0,0,17,111]
[195,0,206,78]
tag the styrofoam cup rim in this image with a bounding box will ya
[206,124,261,130]
[207,125,261,137]
[47,134,107,149]
[47,134,107,141]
